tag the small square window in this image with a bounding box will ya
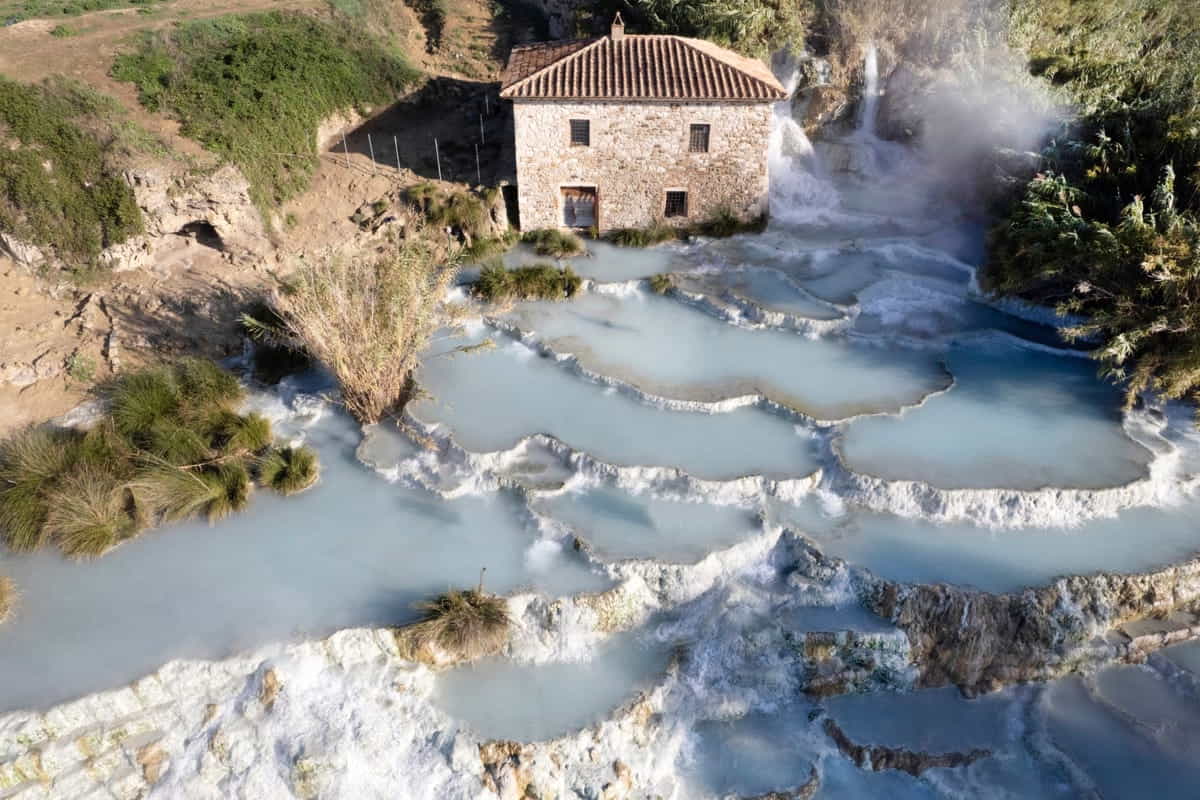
[689,124,710,153]
[665,191,688,218]
[570,119,590,146]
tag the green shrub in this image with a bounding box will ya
[472,262,582,302]
[986,0,1200,416]
[0,359,319,558]
[522,228,585,258]
[0,0,167,23]
[44,468,135,559]
[241,300,312,384]
[404,182,496,242]
[65,353,96,383]
[609,220,678,248]
[578,0,808,57]
[0,427,81,552]
[111,11,421,211]
[649,273,674,294]
[49,23,76,37]
[258,445,319,495]
[0,76,144,270]
[396,588,511,663]
[695,207,767,238]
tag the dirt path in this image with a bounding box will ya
[0,0,516,434]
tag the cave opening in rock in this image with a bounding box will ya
[179,221,225,251]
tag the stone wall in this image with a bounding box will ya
[512,99,773,231]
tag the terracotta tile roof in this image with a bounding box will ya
[499,35,787,102]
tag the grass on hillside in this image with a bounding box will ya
[395,588,510,663]
[522,228,584,258]
[111,11,421,212]
[0,76,144,273]
[0,0,166,24]
[0,359,318,559]
[472,262,581,302]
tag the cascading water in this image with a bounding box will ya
[4,44,1200,800]
[860,42,881,136]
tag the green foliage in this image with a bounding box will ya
[987,0,1200,416]
[44,467,135,559]
[396,588,511,663]
[241,299,313,384]
[575,0,807,56]
[257,445,319,495]
[404,0,447,51]
[473,262,582,302]
[522,228,585,258]
[0,359,318,558]
[649,273,674,294]
[609,220,677,248]
[65,353,96,384]
[988,168,1200,411]
[0,75,144,270]
[0,0,166,23]
[111,11,421,211]
[49,23,76,37]
[404,182,496,241]
[0,427,79,552]
[695,207,767,238]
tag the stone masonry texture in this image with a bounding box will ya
[512,100,773,231]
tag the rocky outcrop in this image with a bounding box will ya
[1,163,269,275]
[124,163,270,267]
[863,557,1200,695]
[735,767,819,800]
[822,718,990,776]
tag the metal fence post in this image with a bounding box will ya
[434,137,443,182]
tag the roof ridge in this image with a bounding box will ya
[502,36,607,94]
[500,34,787,101]
[671,36,784,97]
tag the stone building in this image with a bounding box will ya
[499,15,786,232]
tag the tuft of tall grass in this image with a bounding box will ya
[609,220,678,248]
[522,229,585,258]
[649,273,674,294]
[0,576,13,625]
[109,368,181,440]
[258,446,319,495]
[0,427,80,552]
[472,263,581,303]
[396,588,511,663]
[44,468,135,560]
[694,207,767,238]
[0,359,319,558]
[207,410,273,455]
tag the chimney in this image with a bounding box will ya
[611,12,625,41]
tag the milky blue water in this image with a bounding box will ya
[3,69,1200,800]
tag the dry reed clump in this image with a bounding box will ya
[0,358,319,560]
[263,236,458,424]
[396,588,511,664]
[0,576,15,625]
